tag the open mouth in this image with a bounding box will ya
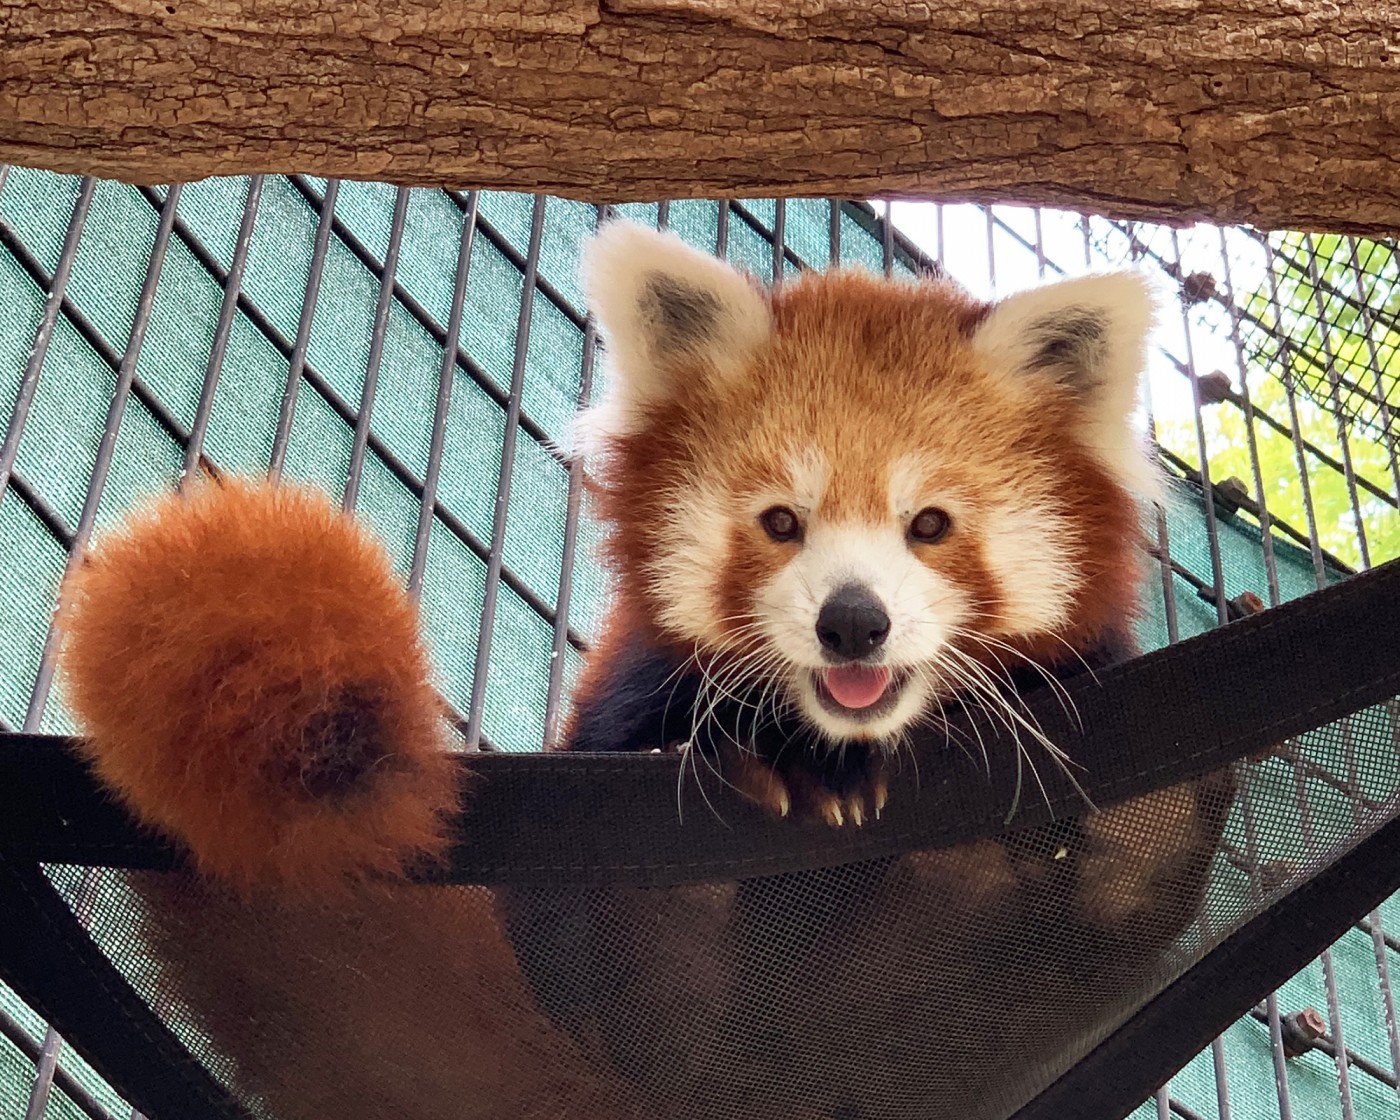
[811,665,908,720]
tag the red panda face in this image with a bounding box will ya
[579,223,1157,746]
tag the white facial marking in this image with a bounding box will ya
[887,453,935,518]
[755,519,972,742]
[980,501,1081,634]
[646,478,732,645]
[785,449,829,515]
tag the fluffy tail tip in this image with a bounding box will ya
[57,476,463,896]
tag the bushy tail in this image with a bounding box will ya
[57,476,463,897]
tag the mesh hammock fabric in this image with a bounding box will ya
[2,556,1400,1120]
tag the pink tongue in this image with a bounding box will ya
[822,665,892,710]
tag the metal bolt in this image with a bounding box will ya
[1280,1007,1327,1058]
[1258,860,1296,891]
[1211,475,1251,517]
[1228,590,1267,620]
[1197,370,1234,404]
[1181,271,1218,305]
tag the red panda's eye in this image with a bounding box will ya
[909,507,951,543]
[760,506,802,543]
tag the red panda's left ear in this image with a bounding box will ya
[972,270,1161,494]
[577,221,773,444]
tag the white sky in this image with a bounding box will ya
[887,200,1275,432]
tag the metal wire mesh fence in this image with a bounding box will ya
[0,167,1396,1119]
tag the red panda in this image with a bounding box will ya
[52,221,1235,1120]
[561,219,1161,823]
[514,222,1238,1120]
[57,478,650,1120]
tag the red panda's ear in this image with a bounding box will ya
[578,221,772,440]
[971,270,1161,495]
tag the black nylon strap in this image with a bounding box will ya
[1011,805,1400,1120]
[0,857,253,1120]
[2,557,1399,888]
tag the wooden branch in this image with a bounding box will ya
[2,1,1398,233]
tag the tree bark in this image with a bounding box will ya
[2,1,1398,233]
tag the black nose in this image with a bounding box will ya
[816,585,890,661]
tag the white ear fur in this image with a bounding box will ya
[973,271,1161,498]
[575,221,772,451]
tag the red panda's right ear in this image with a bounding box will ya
[578,221,772,442]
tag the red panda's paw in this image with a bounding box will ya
[723,743,889,828]
[57,476,464,898]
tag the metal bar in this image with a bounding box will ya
[21,181,182,731]
[1260,246,1330,586]
[130,184,586,650]
[1105,224,1398,514]
[1299,232,1372,568]
[23,865,101,1119]
[1215,229,1284,607]
[0,177,96,507]
[544,202,607,747]
[0,209,197,461]
[409,190,478,598]
[1321,947,1360,1119]
[830,199,939,277]
[287,177,567,464]
[182,176,263,478]
[1342,237,1400,507]
[0,164,10,198]
[882,199,895,277]
[728,200,812,273]
[1168,1098,1209,1120]
[1122,222,1181,642]
[656,199,670,230]
[1156,445,1354,576]
[1210,1035,1234,1120]
[1359,910,1400,1104]
[464,192,547,749]
[0,1004,119,1120]
[269,177,340,480]
[1266,991,1298,1120]
[9,468,76,547]
[1032,208,1047,279]
[442,187,587,328]
[716,199,731,258]
[1359,915,1400,956]
[984,205,997,294]
[1259,235,1360,1118]
[24,1026,65,1120]
[1154,1087,1171,1120]
[1169,228,1232,625]
[343,185,410,512]
[772,198,786,284]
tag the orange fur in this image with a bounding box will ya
[128,872,649,1120]
[57,477,460,896]
[586,267,1144,686]
[57,476,651,1119]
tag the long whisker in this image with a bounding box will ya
[948,628,1084,733]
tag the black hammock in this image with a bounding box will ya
[2,556,1400,1120]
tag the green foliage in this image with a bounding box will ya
[1159,234,1400,570]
